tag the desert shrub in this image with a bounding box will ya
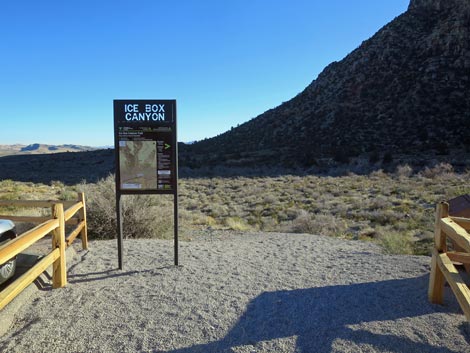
[289,210,348,236]
[225,217,250,231]
[79,175,173,239]
[370,169,387,179]
[420,163,454,178]
[367,196,389,211]
[395,164,413,178]
[260,217,278,231]
[58,185,78,201]
[50,180,65,188]
[262,194,277,204]
[358,227,379,239]
[378,231,414,255]
[207,204,229,218]
[367,209,402,226]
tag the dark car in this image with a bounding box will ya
[0,219,17,284]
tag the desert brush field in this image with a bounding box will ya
[1,162,468,256]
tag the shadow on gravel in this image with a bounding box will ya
[67,267,175,284]
[158,275,463,353]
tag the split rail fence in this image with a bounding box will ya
[0,193,88,310]
[429,201,470,320]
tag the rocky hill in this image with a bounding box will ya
[181,0,470,169]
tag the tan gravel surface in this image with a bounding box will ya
[0,231,469,353]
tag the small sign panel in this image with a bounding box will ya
[114,100,177,194]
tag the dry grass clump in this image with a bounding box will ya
[288,210,348,237]
[378,231,415,255]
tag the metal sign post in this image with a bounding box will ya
[113,99,178,269]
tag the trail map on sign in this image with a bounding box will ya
[119,140,157,190]
[117,125,174,191]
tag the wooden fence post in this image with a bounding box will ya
[428,202,449,304]
[78,192,88,250]
[52,203,67,288]
[435,202,449,252]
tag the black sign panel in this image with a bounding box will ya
[114,100,177,194]
[113,99,179,269]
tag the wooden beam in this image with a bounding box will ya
[440,217,470,253]
[0,200,76,208]
[447,218,470,272]
[0,219,59,265]
[0,215,51,223]
[435,202,449,252]
[64,201,83,222]
[447,252,470,264]
[78,192,88,250]
[52,204,67,288]
[0,248,59,311]
[66,221,85,247]
[437,252,470,321]
[451,217,470,231]
[429,250,445,304]
[0,200,57,208]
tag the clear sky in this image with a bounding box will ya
[0,0,409,146]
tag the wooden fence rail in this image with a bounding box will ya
[429,202,470,320]
[0,193,88,310]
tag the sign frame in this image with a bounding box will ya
[113,99,178,269]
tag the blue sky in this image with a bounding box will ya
[0,0,409,146]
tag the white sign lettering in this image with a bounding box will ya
[123,104,166,121]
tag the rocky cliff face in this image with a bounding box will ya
[408,0,469,11]
[183,0,470,168]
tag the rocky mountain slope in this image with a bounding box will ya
[182,0,470,168]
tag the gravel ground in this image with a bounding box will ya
[1,231,469,353]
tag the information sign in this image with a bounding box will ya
[114,100,177,193]
[113,99,178,268]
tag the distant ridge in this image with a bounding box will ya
[0,149,114,185]
[0,143,98,157]
[182,0,470,169]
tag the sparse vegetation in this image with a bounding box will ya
[78,175,175,240]
[0,164,469,255]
